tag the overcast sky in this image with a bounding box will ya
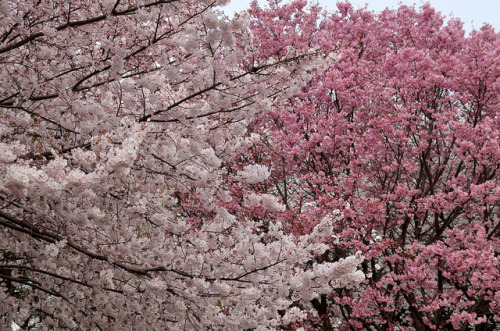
[222,0,499,33]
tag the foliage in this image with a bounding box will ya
[1,0,498,330]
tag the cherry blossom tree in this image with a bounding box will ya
[0,0,365,329]
[239,1,499,329]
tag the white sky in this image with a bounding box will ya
[222,0,499,33]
